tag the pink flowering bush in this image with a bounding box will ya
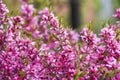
[1,0,120,80]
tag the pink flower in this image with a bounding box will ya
[100,27,116,43]
[21,3,35,20]
[0,1,9,24]
[80,28,99,46]
[1,1,120,79]
[113,8,120,19]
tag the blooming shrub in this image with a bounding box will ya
[1,0,120,80]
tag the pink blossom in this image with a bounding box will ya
[113,8,120,18]
[21,3,35,20]
[0,1,9,24]
[1,1,120,80]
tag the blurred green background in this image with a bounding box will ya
[3,0,120,33]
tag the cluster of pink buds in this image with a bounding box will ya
[1,0,120,80]
[113,8,120,19]
[0,0,9,24]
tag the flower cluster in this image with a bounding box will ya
[1,0,120,80]
[0,0,9,24]
[113,8,120,19]
[80,26,120,80]
[0,1,79,80]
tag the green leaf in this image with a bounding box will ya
[87,21,93,30]
[75,72,86,80]
[19,71,26,80]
